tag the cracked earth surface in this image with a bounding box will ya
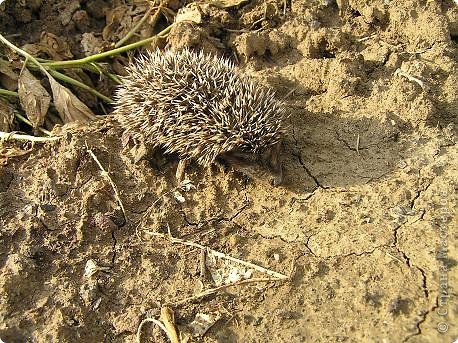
[1,0,457,342]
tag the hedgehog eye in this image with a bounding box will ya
[240,144,253,152]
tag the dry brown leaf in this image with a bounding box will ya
[209,0,248,8]
[40,32,74,59]
[0,59,18,81]
[48,77,96,123]
[22,32,73,61]
[103,5,132,41]
[81,32,105,56]
[18,68,51,128]
[0,98,15,132]
[0,59,19,91]
[63,69,98,107]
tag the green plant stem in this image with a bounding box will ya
[88,62,122,84]
[35,61,122,84]
[14,111,53,136]
[0,88,19,97]
[115,5,158,48]
[0,33,48,75]
[48,69,113,103]
[23,63,113,103]
[41,25,174,68]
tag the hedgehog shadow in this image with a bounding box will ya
[280,110,413,193]
[134,109,413,195]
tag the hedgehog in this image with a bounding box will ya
[113,48,288,185]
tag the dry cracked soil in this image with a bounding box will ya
[0,0,457,342]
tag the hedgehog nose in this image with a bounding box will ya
[271,172,283,186]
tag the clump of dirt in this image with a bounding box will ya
[0,0,457,342]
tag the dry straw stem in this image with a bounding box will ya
[386,252,405,264]
[145,229,289,279]
[169,277,287,307]
[0,131,60,143]
[136,306,179,343]
[160,307,180,343]
[86,145,126,221]
[136,318,169,343]
[356,134,360,155]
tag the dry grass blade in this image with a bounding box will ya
[86,145,126,221]
[160,307,180,343]
[169,277,286,307]
[48,76,96,123]
[18,67,51,128]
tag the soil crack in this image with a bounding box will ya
[291,126,326,189]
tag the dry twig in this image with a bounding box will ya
[356,134,360,155]
[86,144,126,220]
[144,229,289,279]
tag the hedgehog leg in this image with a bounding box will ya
[175,159,188,183]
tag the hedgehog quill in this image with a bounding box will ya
[113,49,288,185]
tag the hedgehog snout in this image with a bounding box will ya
[218,143,284,186]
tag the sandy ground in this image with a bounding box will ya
[0,0,457,342]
